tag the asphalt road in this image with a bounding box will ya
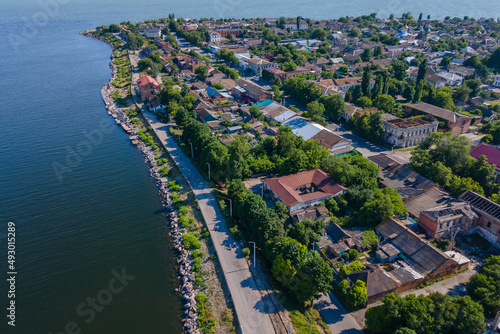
[314,293,364,334]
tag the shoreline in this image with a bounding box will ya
[82,30,202,334]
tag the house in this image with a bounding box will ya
[234,79,273,102]
[141,25,161,38]
[418,202,477,239]
[264,169,347,213]
[310,129,353,154]
[381,113,438,148]
[331,77,375,92]
[405,102,471,134]
[342,103,363,120]
[292,206,328,223]
[347,267,400,304]
[459,190,500,249]
[436,72,464,86]
[470,143,500,183]
[137,75,160,101]
[246,57,278,75]
[258,100,297,123]
[408,68,447,87]
[281,116,352,153]
[209,32,221,43]
[147,99,165,113]
[323,222,358,257]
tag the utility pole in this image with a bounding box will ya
[311,242,315,251]
[190,142,193,158]
[229,199,232,217]
[249,241,256,268]
[207,162,210,181]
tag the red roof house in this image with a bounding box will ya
[470,143,500,183]
[264,169,347,213]
[137,75,160,101]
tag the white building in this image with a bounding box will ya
[493,75,500,88]
[209,32,221,44]
[381,113,438,148]
[284,20,309,31]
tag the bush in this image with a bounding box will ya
[183,234,201,250]
[242,247,251,258]
[348,249,359,261]
[192,250,205,258]
[159,166,170,177]
[179,206,189,216]
[179,216,189,228]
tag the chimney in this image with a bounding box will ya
[493,311,500,332]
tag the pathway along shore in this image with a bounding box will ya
[85,31,289,334]
[126,52,290,333]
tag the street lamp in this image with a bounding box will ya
[249,241,256,268]
[189,142,193,158]
[207,162,210,181]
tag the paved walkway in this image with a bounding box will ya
[314,293,364,334]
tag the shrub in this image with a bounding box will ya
[348,249,359,261]
[179,206,189,216]
[183,234,201,250]
[179,216,189,228]
[192,250,205,258]
[242,247,251,258]
[159,166,170,177]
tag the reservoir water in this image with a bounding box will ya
[0,1,499,333]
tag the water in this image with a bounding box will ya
[0,1,499,333]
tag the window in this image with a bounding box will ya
[486,221,492,229]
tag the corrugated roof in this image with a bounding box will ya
[282,116,323,140]
[368,154,436,201]
[406,102,459,123]
[376,218,449,275]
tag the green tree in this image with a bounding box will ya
[289,219,326,246]
[392,60,409,81]
[373,94,396,113]
[272,85,282,102]
[359,187,407,226]
[361,230,379,250]
[361,67,372,98]
[195,65,209,80]
[138,57,153,71]
[416,59,429,83]
[448,176,484,197]
[346,280,367,308]
[319,94,346,122]
[305,101,326,125]
[453,84,472,102]
[249,105,264,120]
[362,48,372,62]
